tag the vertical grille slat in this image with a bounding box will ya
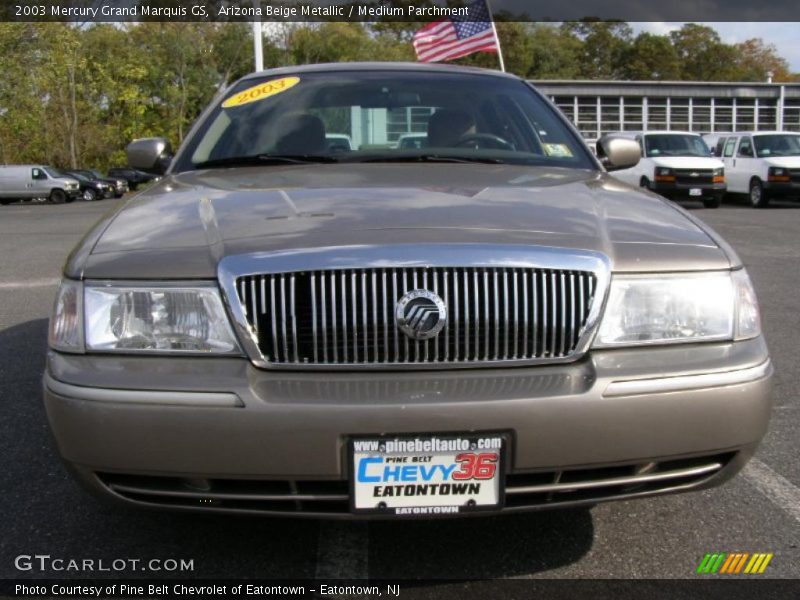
[237,267,597,367]
[290,274,298,363]
[549,272,557,357]
[381,270,388,364]
[269,276,279,362]
[522,270,529,359]
[280,275,289,362]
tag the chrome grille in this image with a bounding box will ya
[235,267,597,367]
[674,168,713,185]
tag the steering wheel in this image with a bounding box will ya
[454,133,514,151]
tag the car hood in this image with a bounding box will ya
[649,156,723,169]
[763,156,800,168]
[77,163,734,279]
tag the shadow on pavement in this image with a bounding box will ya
[368,508,594,578]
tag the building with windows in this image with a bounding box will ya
[534,80,800,143]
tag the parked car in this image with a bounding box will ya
[65,170,115,202]
[73,169,129,198]
[396,133,428,150]
[0,165,80,205]
[703,131,800,208]
[325,134,354,152]
[45,63,771,519]
[702,133,726,157]
[106,167,159,191]
[608,131,725,208]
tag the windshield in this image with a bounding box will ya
[644,134,710,157]
[69,172,89,182]
[174,70,594,172]
[44,167,67,178]
[754,134,800,157]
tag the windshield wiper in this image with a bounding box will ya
[356,154,504,165]
[194,154,339,169]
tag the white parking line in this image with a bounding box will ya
[315,521,368,580]
[0,278,60,289]
[742,458,800,523]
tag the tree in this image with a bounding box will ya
[525,23,583,79]
[624,33,681,80]
[670,23,739,81]
[561,20,633,79]
[734,38,792,82]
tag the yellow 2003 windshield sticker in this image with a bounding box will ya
[222,76,300,108]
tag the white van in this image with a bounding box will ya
[703,131,800,208]
[608,131,726,208]
[0,165,81,205]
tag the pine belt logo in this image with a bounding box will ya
[696,552,774,575]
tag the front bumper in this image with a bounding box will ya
[44,337,773,517]
[651,181,726,200]
[764,180,800,197]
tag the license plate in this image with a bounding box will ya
[689,188,702,196]
[350,433,505,516]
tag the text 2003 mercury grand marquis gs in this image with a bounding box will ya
[44,63,772,518]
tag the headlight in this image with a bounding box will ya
[63,282,241,354]
[593,270,761,347]
[654,167,675,182]
[768,167,789,182]
[712,167,724,183]
[49,279,84,353]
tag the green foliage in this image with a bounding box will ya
[561,20,633,79]
[0,21,795,170]
[623,33,681,80]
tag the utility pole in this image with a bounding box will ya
[252,0,263,72]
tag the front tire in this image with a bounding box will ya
[49,189,66,204]
[0,198,12,206]
[83,188,98,202]
[703,196,721,209]
[750,179,769,208]
[639,177,650,190]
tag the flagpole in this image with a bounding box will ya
[252,1,264,72]
[484,0,505,72]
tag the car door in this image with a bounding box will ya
[721,137,740,192]
[732,136,757,192]
[28,167,50,198]
[4,167,29,198]
[0,169,14,198]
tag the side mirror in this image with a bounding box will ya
[596,135,641,171]
[126,137,173,175]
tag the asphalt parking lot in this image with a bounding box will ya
[0,195,798,588]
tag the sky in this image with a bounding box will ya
[632,22,800,72]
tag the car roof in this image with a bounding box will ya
[611,130,700,138]
[707,131,800,137]
[238,62,520,84]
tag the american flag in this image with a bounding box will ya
[412,0,499,63]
